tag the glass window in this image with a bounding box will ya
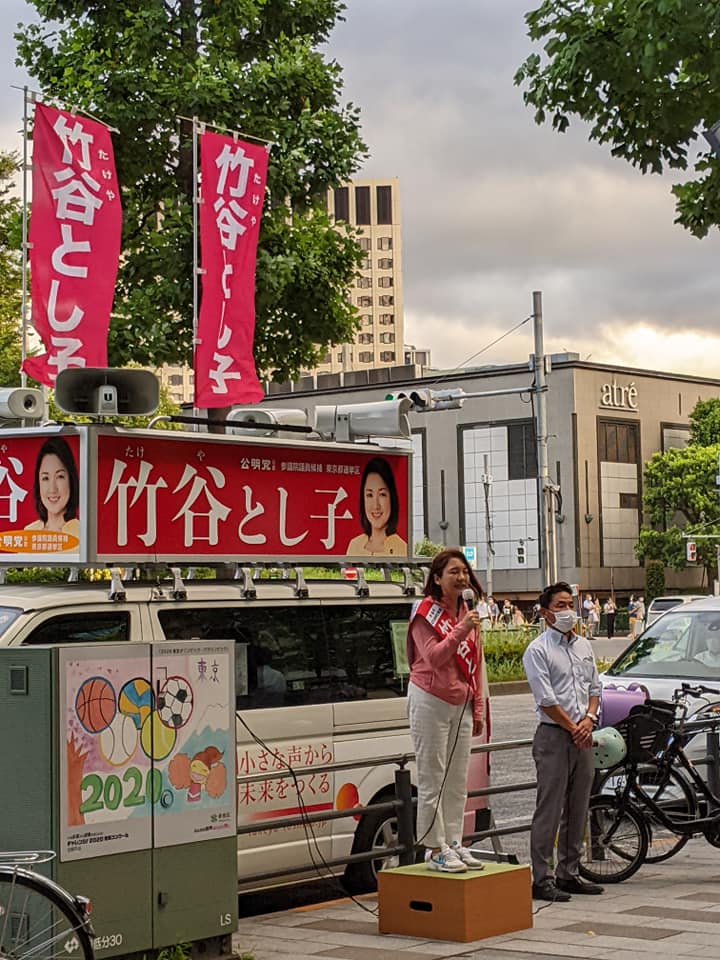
[360,258,371,270]
[357,296,372,307]
[508,421,538,480]
[378,236,393,251]
[359,351,373,362]
[379,314,394,325]
[24,613,131,645]
[357,277,371,288]
[358,237,371,251]
[333,186,349,222]
[606,610,720,680]
[376,185,392,224]
[360,314,373,326]
[379,295,394,306]
[380,351,395,362]
[599,421,639,464]
[378,258,393,269]
[355,186,371,225]
[378,276,393,288]
[380,332,395,343]
[168,374,183,386]
[358,333,374,344]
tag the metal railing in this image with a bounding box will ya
[235,736,534,887]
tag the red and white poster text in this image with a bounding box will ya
[23,103,122,386]
[194,131,269,409]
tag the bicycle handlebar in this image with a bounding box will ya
[677,682,720,699]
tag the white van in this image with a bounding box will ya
[644,595,707,628]
[0,572,490,892]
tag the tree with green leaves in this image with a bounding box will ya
[637,398,720,586]
[0,151,24,386]
[515,1,720,237]
[16,1,367,382]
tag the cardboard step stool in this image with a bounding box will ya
[378,861,532,943]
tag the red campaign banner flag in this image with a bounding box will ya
[23,103,122,387]
[194,131,269,408]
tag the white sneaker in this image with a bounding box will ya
[426,845,467,873]
[450,841,485,869]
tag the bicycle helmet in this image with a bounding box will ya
[591,726,627,770]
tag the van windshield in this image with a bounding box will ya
[608,609,720,679]
[0,607,22,638]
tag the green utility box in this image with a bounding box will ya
[0,641,238,958]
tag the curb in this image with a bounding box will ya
[488,680,530,696]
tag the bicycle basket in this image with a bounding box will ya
[623,700,677,763]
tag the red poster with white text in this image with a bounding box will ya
[96,433,409,561]
[194,132,269,409]
[23,103,122,386]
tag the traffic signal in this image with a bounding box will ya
[384,388,465,412]
[517,541,526,565]
[686,540,697,562]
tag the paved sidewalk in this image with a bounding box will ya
[233,838,720,959]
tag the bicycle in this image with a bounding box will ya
[0,851,95,960]
[580,683,720,884]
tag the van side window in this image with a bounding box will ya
[23,613,130,645]
[156,601,411,709]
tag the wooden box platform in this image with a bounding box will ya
[378,861,532,943]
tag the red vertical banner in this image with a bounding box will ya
[194,131,269,408]
[23,103,122,387]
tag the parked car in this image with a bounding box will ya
[644,594,708,628]
[601,597,720,768]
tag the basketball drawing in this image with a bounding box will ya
[118,677,154,730]
[75,676,116,734]
[99,713,138,767]
[157,676,193,730]
[140,710,177,761]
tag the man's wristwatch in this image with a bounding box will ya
[585,711,598,725]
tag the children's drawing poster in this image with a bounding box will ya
[59,640,235,860]
[59,644,154,861]
[152,640,236,847]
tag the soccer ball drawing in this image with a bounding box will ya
[157,676,193,730]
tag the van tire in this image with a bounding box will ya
[344,802,419,893]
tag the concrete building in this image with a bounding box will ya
[259,355,720,597]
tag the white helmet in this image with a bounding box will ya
[591,727,627,770]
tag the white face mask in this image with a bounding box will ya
[551,610,577,633]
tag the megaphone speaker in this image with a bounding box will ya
[55,368,160,416]
[0,387,44,420]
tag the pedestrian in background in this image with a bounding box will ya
[523,581,603,902]
[586,596,599,639]
[603,597,616,639]
[501,598,513,629]
[628,595,638,636]
[488,596,500,626]
[476,594,492,630]
[582,593,594,636]
[406,548,487,873]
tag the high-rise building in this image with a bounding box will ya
[314,177,407,374]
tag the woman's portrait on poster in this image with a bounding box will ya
[346,456,408,557]
[25,436,80,539]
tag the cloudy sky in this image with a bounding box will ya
[3,1,720,377]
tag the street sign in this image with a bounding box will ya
[462,545,477,568]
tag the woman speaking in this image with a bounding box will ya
[407,548,487,873]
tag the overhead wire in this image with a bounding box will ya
[424,315,533,389]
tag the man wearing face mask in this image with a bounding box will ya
[522,582,603,902]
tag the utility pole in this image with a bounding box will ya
[532,291,553,586]
[481,454,494,597]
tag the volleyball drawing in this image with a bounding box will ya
[118,677,154,730]
[99,713,138,766]
[140,710,177,761]
[75,677,116,734]
[157,676,193,730]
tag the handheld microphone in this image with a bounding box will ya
[462,588,475,612]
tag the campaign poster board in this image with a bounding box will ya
[94,430,410,562]
[59,644,153,861]
[152,640,236,847]
[0,432,84,562]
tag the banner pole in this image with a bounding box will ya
[20,86,32,388]
[192,115,199,417]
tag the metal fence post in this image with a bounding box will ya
[394,764,415,866]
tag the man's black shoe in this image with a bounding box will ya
[556,875,604,895]
[531,879,571,902]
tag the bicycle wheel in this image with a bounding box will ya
[595,763,697,863]
[0,867,94,960]
[579,795,649,884]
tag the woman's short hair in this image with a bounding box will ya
[423,548,484,602]
[34,436,79,523]
[358,456,399,536]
